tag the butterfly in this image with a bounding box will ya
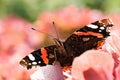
[20,19,113,70]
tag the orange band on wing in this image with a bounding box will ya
[96,40,105,49]
[41,48,49,64]
[74,31,103,38]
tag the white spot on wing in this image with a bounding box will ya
[32,62,37,65]
[28,54,35,61]
[87,24,98,29]
[99,30,102,32]
[28,63,32,65]
[100,27,105,30]
[38,61,41,63]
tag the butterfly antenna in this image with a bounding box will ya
[31,28,54,38]
[52,21,60,40]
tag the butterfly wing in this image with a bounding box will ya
[20,45,58,69]
[64,19,114,57]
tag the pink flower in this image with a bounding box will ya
[71,50,114,80]
[30,62,64,80]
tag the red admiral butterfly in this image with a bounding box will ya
[20,19,113,70]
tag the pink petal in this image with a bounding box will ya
[72,50,114,80]
[30,62,64,80]
[115,64,120,80]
